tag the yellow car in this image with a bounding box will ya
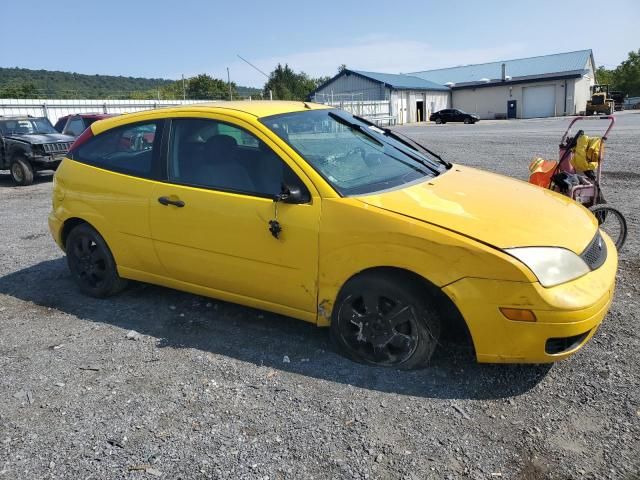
[48,101,617,369]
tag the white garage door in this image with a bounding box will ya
[523,85,556,118]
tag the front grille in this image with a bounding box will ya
[545,330,591,354]
[580,231,607,270]
[42,142,72,154]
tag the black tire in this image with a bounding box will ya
[330,272,441,369]
[464,118,471,124]
[589,205,627,250]
[10,157,34,186]
[65,223,128,298]
[435,118,442,124]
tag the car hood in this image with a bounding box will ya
[4,133,75,144]
[357,165,597,254]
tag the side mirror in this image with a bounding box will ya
[277,183,309,204]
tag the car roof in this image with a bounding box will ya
[77,113,115,119]
[59,113,115,120]
[90,101,332,135]
[0,115,46,120]
[177,100,330,117]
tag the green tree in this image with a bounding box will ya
[129,90,156,100]
[263,64,323,101]
[338,64,347,73]
[186,74,237,100]
[0,81,39,98]
[595,65,614,86]
[159,80,186,100]
[0,67,260,100]
[614,49,640,96]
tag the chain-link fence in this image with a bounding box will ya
[311,92,393,125]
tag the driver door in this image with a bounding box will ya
[149,117,321,318]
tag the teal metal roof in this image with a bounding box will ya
[410,50,593,86]
[350,70,450,91]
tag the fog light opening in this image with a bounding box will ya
[500,308,537,322]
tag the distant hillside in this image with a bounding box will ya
[0,67,262,99]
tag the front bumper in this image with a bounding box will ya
[442,232,617,363]
[31,154,64,168]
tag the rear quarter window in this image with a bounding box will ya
[54,117,67,133]
[69,121,161,178]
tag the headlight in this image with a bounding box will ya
[505,247,590,287]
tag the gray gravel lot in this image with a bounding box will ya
[0,112,639,479]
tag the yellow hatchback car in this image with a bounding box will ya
[49,101,617,369]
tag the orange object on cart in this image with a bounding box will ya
[528,157,558,187]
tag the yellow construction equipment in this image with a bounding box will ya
[586,84,615,115]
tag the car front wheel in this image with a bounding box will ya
[330,272,441,369]
[65,223,128,298]
[10,157,34,186]
[464,118,471,124]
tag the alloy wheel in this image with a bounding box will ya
[336,292,420,366]
[68,232,109,289]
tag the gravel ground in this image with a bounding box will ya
[0,112,638,480]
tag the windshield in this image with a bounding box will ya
[0,118,57,135]
[261,109,444,195]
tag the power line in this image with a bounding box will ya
[237,55,270,79]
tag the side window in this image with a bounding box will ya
[168,118,307,198]
[65,118,86,136]
[54,118,67,133]
[71,121,158,177]
[217,123,259,148]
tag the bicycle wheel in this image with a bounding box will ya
[589,205,627,250]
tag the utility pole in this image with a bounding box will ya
[227,67,232,101]
[182,74,186,100]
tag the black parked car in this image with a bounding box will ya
[0,116,74,185]
[430,109,479,124]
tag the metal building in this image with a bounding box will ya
[411,50,596,119]
[310,70,450,125]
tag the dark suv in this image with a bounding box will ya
[430,109,479,124]
[0,116,75,185]
[54,113,115,138]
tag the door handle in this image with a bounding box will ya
[158,196,185,208]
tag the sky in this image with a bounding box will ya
[2,0,638,88]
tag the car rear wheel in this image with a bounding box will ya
[330,272,441,369]
[65,223,128,298]
[10,157,34,186]
[435,118,443,124]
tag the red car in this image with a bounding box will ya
[54,113,116,138]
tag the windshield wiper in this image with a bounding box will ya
[386,129,451,169]
[329,111,433,176]
[332,111,440,174]
[328,112,384,147]
[351,114,451,169]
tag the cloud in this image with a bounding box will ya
[202,38,527,88]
